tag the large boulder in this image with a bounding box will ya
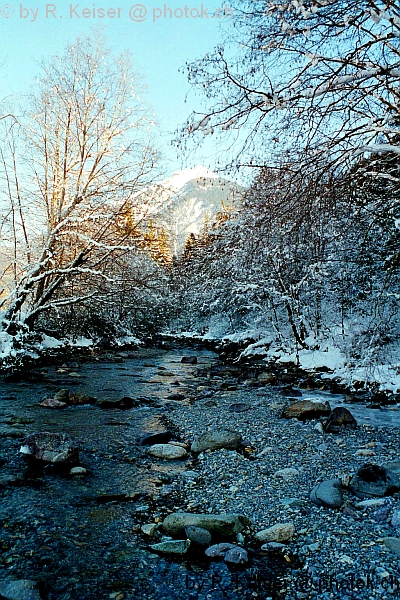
[20,433,79,464]
[349,463,400,498]
[162,513,250,537]
[324,407,357,433]
[98,397,137,409]
[310,479,344,508]
[281,400,331,420]
[191,429,242,453]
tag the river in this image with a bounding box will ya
[1,346,400,600]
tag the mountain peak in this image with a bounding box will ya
[161,166,219,193]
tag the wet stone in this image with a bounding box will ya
[229,403,251,413]
[261,542,286,553]
[162,513,250,537]
[324,406,357,433]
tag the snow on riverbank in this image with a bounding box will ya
[0,329,143,369]
[166,328,400,395]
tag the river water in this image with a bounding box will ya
[1,346,400,600]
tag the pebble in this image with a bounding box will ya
[310,479,343,508]
[69,467,87,475]
[141,524,157,537]
[260,542,286,552]
[224,546,248,564]
[273,467,300,481]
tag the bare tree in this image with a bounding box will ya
[0,32,160,333]
[180,0,400,177]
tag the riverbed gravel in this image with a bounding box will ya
[166,368,400,600]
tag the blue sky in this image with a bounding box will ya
[0,1,233,175]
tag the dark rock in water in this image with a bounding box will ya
[98,397,138,409]
[324,407,357,433]
[229,403,251,413]
[299,378,319,390]
[191,429,242,453]
[281,386,302,397]
[140,431,174,445]
[281,400,331,420]
[68,393,96,406]
[349,463,400,498]
[0,579,42,600]
[224,546,248,565]
[168,393,186,401]
[20,432,79,464]
[205,543,236,558]
[185,525,212,546]
[181,356,197,364]
[310,479,343,508]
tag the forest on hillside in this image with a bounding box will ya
[0,1,399,391]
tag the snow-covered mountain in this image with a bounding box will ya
[153,166,244,257]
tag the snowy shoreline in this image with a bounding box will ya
[163,331,400,404]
